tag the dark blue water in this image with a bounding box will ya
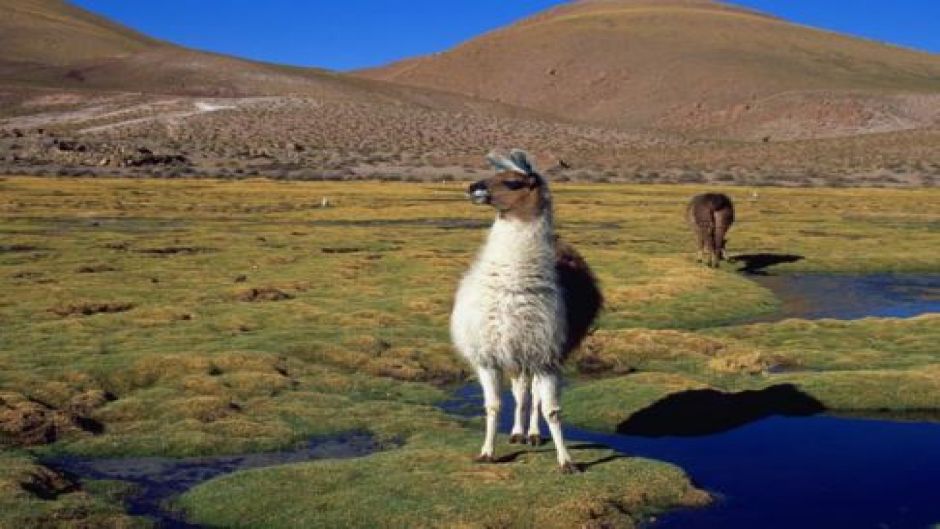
[43,432,382,529]
[752,274,940,321]
[442,384,940,529]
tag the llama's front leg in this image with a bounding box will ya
[476,366,500,463]
[535,373,580,473]
[509,373,529,444]
[528,380,542,446]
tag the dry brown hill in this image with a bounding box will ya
[1,0,157,65]
[1,0,938,185]
[359,0,940,139]
[0,0,541,111]
[0,0,673,182]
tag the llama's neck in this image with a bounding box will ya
[478,211,555,273]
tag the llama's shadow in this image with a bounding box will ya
[730,253,805,275]
[576,453,628,471]
[617,384,825,437]
[490,443,627,470]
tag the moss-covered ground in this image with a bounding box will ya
[1,177,937,528]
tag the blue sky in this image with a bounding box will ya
[72,1,940,71]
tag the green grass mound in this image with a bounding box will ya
[180,433,709,529]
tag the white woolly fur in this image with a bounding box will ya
[450,209,566,375]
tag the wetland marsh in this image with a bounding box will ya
[1,177,938,529]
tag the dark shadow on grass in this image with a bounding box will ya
[578,453,628,471]
[489,443,625,470]
[617,384,825,437]
[730,253,804,275]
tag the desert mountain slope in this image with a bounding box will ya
[0,0,673,182]
[0,0,542,110]
[1,0,937,185]
[359,0,940,138]
[1,0,158,65]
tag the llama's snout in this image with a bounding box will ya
[467,180,490,204]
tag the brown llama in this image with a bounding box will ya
[687,193,735,268]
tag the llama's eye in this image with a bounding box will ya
[503,180,527,190]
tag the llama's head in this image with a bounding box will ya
[467,149,550,221]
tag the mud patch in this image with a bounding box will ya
[321,246,365,254]
[76,264,118,273]
[19,465,79,500]
[11,270,45,281]
[0,244,41,253]
[235,287,294,302]
[1,391,108,446]
[136,246,213,256]
[49,302,134,317]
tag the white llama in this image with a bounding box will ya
[450,149,602,473]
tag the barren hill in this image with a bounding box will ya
[0,0,938,185]
[360,0,940,139]
[0,0,542,109]
[0,0,672,182]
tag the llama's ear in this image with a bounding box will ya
[486,150,526,175]
[508,149,537,176]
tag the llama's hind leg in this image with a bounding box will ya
[714,221,732,264]
[535,373,579,473]
[692,224,707,263]
[476,366,500,463]
[528,378,542,446]
[703,224,719,268]
[509,373,529,444]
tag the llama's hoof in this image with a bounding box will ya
[509,434,526,445]
[475,454,496,464]
[528,434,543,446]
[560,462,582,474]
